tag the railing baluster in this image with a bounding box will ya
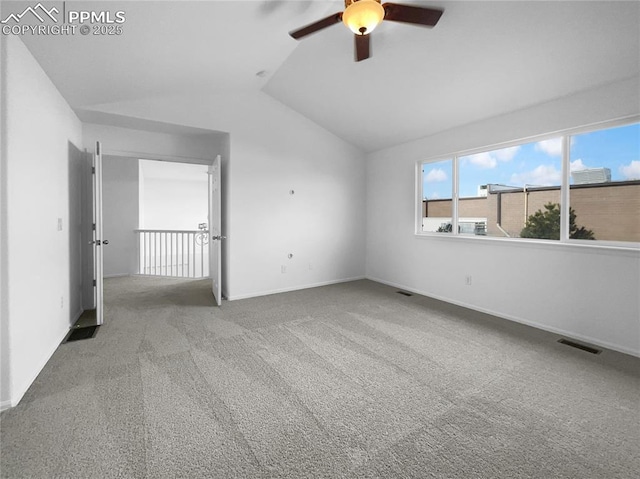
[149,233,156,275]
[143,232,146,274]
[180,233,184,277]
[154,232,157,276]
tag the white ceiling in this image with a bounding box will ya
[10,0,640,152]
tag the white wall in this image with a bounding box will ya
[141,178,208,230]
[366,77,640,357]
[102,155,139,277]
[2,36,83,407]
[140,162,209,231]
[80,90,367,300]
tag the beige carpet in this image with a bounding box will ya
[1,276,638,478]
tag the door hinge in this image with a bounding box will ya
[92,166,95,174]
[93,279,96,287]
[92,223,96,230]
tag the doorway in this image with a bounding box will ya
[68,142,105,331]
[101,155,223,305]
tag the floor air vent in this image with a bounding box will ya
[558,338,601,355]
[65,326,99,343]
[397,291,413,297]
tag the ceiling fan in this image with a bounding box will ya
[289,0,444,62]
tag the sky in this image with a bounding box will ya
[423,122,640,200]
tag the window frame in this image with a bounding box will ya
[419,157,455,234]
[415,115,640,250]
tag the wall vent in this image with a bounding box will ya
[397,291,413,297]
[558,338,601,355]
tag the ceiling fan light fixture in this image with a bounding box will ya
[342,0,385,35]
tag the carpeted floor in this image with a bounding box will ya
[1,277,638,478]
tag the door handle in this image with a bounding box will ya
[211,235,226,241]
[88,240,110,245]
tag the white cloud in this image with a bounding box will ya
[535,138,563,156]
[425,168,447,182]
[428,192,441,200]
[510,164,561,186]
[465,152,496,169]
[620,160,640,180]
[494,145,520,162]
[570,159,588,171]
[462,146,519,169]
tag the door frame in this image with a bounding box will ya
[95,145,225,307]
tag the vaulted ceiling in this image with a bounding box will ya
[8,0,640,152]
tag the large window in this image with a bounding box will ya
[418,120,640,244]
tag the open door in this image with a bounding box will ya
[208,155,222,305]
[92,142,105,324]
[75,141,106,329]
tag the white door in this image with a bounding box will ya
[208,155,222,305]
[93,142,105,324]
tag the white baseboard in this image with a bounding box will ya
[8,326,69,409]
[227,276,366,301]
[104,273,131,279]
[366,276,640,358]
[0,399,12,412]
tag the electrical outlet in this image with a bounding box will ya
[60,296,64,308]
[57,218,63,231]
[281,265,286,274]
[465,275,472,286]
[308,263,313,270]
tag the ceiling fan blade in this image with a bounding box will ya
[289,12,343,39]
[355,34,370,62]
[382,3,443,27]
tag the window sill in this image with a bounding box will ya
[414,231,640,256]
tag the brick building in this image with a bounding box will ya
[423,180,640,242]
